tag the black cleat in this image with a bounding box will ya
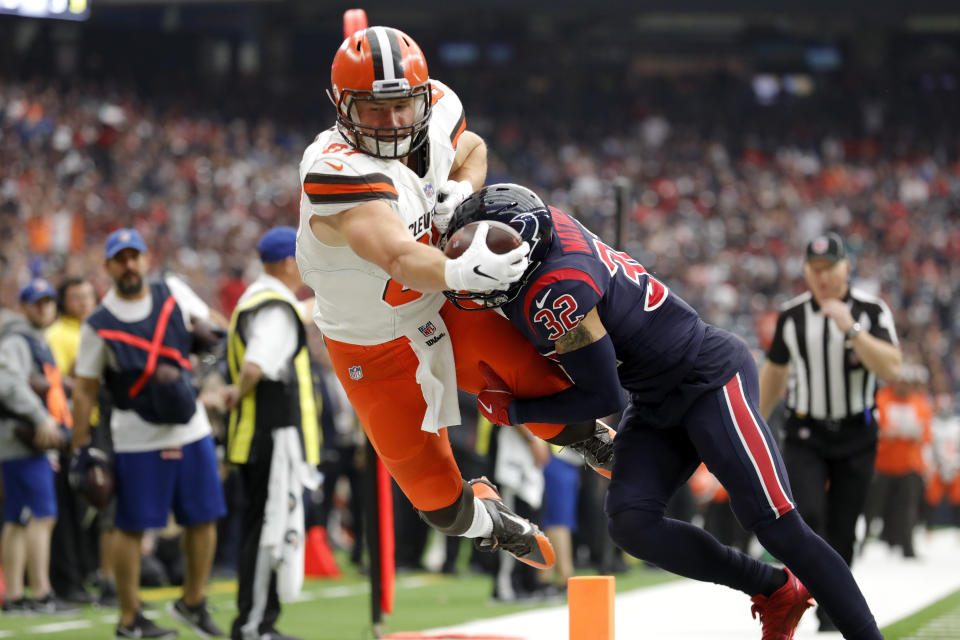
[568,420,616,478]
[166,598,225,638]
[116,610,178,639]
[30,594,81,616]
[469,477,555,569]
[2,598,33,616]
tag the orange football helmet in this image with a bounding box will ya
[330,26,432,159]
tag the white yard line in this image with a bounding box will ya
[22,620,94,634]
[425,530,960,640]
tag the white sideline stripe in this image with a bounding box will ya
[427,530,960,640]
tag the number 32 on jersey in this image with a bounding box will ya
[532,240,668,341]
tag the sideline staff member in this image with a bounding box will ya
[70,229,227,639]
[0,280,77,615]
[223,227,320,640]
[759,231,901,631]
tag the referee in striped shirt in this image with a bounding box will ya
[759,231,901,632]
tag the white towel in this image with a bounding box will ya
[261,426,321,602]
[404,311,461,434]
[494,427,544,510]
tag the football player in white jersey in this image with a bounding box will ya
[296,26,599,569]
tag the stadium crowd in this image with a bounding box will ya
[1,65,958,615]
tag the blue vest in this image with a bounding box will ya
[86,281,197,425]
[0,327,72,429]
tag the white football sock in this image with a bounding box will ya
[461,497,494,538]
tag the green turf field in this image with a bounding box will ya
[881,588,960,640]
[2,553,956,639]
[0,549,675,639]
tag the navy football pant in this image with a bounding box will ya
[606,349,881,639]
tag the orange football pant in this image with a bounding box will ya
[325,302,571,511]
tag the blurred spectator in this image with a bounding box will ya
[538,446,584,596]
[1,72,958,407]
[69,229,226,639]
[0,279,78,615]
[45,275,99,604]
[47,277,97,377]
[925,393,960,528]
[869,364,933,557]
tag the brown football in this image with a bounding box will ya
[443,221,522,259]
[83,464,115,510]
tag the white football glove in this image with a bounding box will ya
[444,222,530,292]
[432,179,474,234]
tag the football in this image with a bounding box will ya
[443,221,522,259]
[83,464,115,510]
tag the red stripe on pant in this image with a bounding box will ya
[723,373,793,517]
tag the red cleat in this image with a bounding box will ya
[750,568,815,640]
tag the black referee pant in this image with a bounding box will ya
[783,440,876,564]
[230,442,281,640]
[783,438,876,630]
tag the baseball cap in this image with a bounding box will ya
[257,226,297,263]
[805,232,846,263]
[19,278,57,304]
[105,228,147,260]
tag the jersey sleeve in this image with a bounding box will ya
[766,312,790,365]
[428,79,467,152]
[299,150,399,218]
[870,298,899,346]
[522,269,604,344]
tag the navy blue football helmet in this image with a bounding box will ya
[438,183,554,310]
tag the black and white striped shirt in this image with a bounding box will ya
[767,288,899,421]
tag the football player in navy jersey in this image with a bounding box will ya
[440,184,883,640]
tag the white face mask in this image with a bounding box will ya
[340,92,428,159]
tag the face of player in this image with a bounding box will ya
[106,248,148,298]
[354,97,417,134]
[23,298,57,329]
[63,281,96,319]
[803,257,849,303]
[351,96,424,157]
